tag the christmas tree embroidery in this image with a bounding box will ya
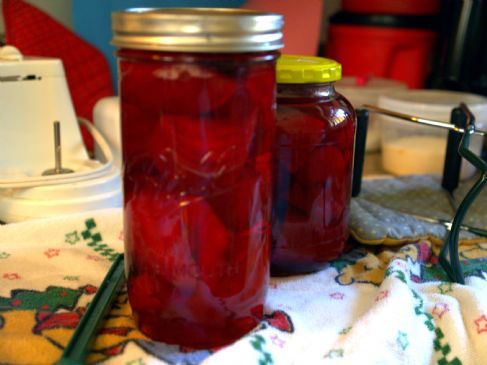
[81,218,119,261]
[249,334,273,365]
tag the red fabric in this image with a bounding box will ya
[2,0,114,151]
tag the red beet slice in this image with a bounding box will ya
[206,171,268,232]
[244,62,277,157]
[181,197,243,298]
[299,145,346,185]
[120,102,161,158]
[123,150,178,203]
[125,189,202,294]
[286,175,323,216]
[244,61,276,108]
[276,108,325,142]
[230,223,270,303]
[128,273,174,312]
[275,109,325,173]
[166,108,257,177]
[121,60,236,115]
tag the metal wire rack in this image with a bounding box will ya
[363,103,487,284]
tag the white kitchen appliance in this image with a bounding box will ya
[0,46,121,222]
[93,96,122,170]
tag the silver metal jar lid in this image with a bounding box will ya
[112,8,284,53]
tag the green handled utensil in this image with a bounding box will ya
[57,254,125,365]
[438,104,487,284]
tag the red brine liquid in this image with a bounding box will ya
[119,49,277,348]
[271,84,356,275]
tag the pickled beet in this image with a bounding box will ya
[120,58,237,115]
[166,107,257,177]
[271,84,356,276]
[275,108,325,173]
[207,171,267,232]
[120,49,277,347]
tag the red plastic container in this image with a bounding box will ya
[327,23,436,88]
[113,8,283,348]
[342,0,440,15]
[271,56,356,276]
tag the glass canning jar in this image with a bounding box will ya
[271,55,356,276]
[112,8,283,348]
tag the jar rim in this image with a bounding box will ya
[112,8,284,53]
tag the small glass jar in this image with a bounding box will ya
[271,55,356,276]
[112,9,283,348]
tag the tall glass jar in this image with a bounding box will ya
[112,9,283,348]
[271,55,356,276]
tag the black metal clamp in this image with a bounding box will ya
[361,103,487,284]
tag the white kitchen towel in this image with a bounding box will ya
[0,208,486,365]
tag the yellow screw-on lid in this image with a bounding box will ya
[276,55,342,84]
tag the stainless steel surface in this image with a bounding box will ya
[42,121,74,176]
[112,8,284,52]
[364,104,487,137]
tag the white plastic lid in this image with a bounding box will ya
[378,89,487,128]
[336,76,407,107]
[0,166,122,223]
